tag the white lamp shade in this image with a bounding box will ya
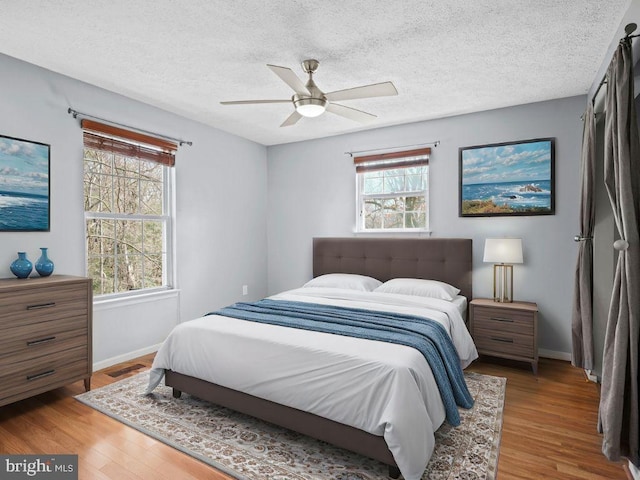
[483,238,523,264]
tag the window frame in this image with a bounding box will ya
[354,149,431,233]
[82,127,176,299]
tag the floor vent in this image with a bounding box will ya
[107,363,146,378]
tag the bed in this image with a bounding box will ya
[147,237,476,480]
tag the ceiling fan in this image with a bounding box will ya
[220,59,398,127]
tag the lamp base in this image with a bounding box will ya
[493,264,514,302]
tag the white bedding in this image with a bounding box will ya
[147,287,478,480]
[451,294,468,316]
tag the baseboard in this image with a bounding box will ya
[538,349,571,361]
[626,460,640,480]
[584,369,599,383]
[93,343,162,372]
[537,349,600,382]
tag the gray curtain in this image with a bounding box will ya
[599,37,640,466]
[571,101,596,370]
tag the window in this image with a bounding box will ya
[82,120,175,297]
[355,148,430,231]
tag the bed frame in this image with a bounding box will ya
[166,237,472,478]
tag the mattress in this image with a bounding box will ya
[147,287,478,480]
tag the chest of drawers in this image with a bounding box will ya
[0,275,92,407]
[469,298,538,374]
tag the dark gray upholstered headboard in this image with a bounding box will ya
[313,237,473,300]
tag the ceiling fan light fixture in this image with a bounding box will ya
[294,96,328,117]
[221,61,398,127]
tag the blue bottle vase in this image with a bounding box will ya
[10,252,33,279]
[35,247,54,277]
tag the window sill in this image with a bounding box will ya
[94,288,180,311]
[352,228,432,235]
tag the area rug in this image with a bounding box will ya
[76,371,505,480]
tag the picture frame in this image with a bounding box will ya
[0,134,50,231]
[459,137,555,217]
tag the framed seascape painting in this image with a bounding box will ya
[459,138,554,217]
[0,134,50,231]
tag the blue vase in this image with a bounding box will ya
[35,247,54,277]
[10,252,33,279]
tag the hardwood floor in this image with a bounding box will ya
[0,354,627,479]
[468,357,626,480]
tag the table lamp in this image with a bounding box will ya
[483,238,523,302]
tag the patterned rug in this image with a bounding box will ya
[76,371,505,480]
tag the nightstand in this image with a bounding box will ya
[469,298,538,374]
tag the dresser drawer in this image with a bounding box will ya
[474,328,534,357]
[0,318,88,361]
[473,306,534,335]
[0,345,89,402]
[0,283,89,329]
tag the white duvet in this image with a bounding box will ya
[147,287,478,480]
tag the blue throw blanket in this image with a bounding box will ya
[208,299,473,426]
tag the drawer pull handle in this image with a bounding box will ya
[27,336,56,346]
[491,317,514,323]
[26,302,56,310]
[491,337,514,343]
[26,370,55,381]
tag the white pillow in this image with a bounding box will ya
[374,278,460,301]
[303,273,382,292]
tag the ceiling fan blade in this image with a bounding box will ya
[326,103,377,124]
[267,64,310,95]
[325,81,398,102]
[220,99,290,105]
[280,110,303,127]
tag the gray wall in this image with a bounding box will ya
[0,53,268,368]
[267,95,586,358]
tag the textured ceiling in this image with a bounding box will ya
[0,1,631,146]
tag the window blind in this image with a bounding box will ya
[81,119,177,167]
[353,147,430,173]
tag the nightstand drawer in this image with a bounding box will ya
[473,307,534,335]
[474,328,534,357]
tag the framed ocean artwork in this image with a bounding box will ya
[459,138,555,217]
[0,134,50,231]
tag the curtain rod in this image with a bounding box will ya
[344,141,440,157]
[590,23,640,106]
[67,108,193,146]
